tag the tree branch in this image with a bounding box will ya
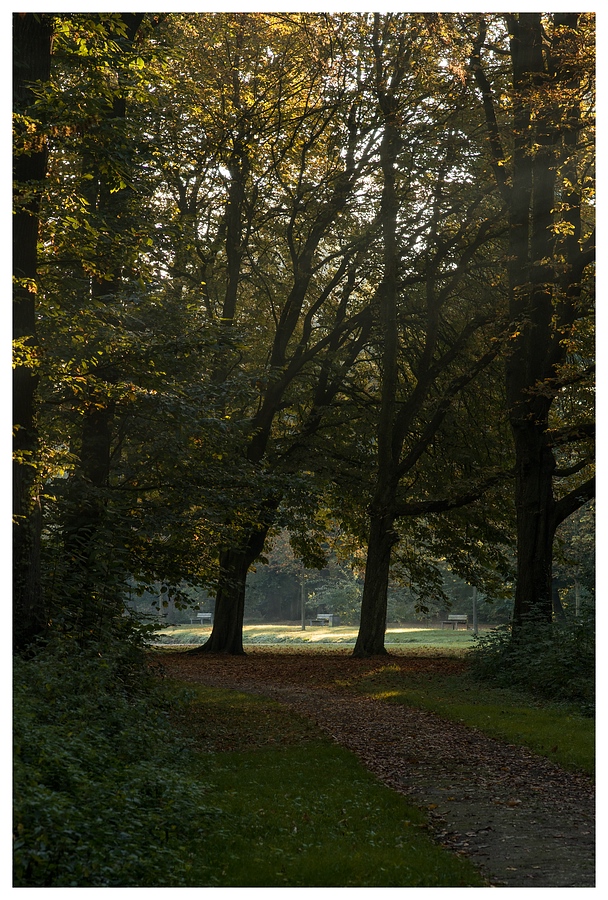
[393,471,511,519]
[469,19,511,205]
[553,475,595,528]
[548,422,595,446]
[553,457,593,479]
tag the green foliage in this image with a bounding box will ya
[243,528,365,624]
[468,607,595,716]
[13,639,218,886]
[310,573,363,624]
[553,501,595,600]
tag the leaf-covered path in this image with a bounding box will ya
[153,650,595,888]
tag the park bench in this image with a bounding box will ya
[309,613,336,627]
[441,614,468,630]
[190,612,212,625]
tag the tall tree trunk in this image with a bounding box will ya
[352,16,401,657]
[511,422,556,625]
[62,403,116,635]
[13,13,53,649]
[473,13,594,627]
[192,523,270,654]
[505,14,562,627]
[353,512,397,657]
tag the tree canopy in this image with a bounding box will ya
[13,12,594,655]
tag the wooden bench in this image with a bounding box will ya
[309,614,336,627]
[190,612,212,625]
[441,614,468,630]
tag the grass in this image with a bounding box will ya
[16,634,592,886]
[16,647,485,887]
[154,623,594,777]
[156,622,477,652]
[168,683,487,887]
[344,664,595,776]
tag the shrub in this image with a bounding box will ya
[13,637,218,886]
[468,606,595,715]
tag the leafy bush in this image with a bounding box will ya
[468,607,595,715]
[13,637,218,886]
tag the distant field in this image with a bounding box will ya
[154,623,485,652]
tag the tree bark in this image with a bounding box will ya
[352,17,401,657]
[353,512,398,657]
[505,15,554,626]
[511,422,556,625]
[60,14,144,633]
[13,13,53,649]
[506,14,593,626]
[61,403,116,635]
[192,524,270,655]
[473,13,594,627]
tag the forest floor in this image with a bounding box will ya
[152,649,595,889]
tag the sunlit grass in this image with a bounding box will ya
[156,623,480,652]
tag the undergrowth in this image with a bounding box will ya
[467,608,595,716]
[13,637,217,887]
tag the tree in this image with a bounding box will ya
[13,12,54,649]
[33,14,227,641]
[19,12,594,662]
[327,14,513,656]
[469,13,595,626]
[33,13,161,642]
[142,13,380,654]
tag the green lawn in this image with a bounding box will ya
[15,647,487,887]
[170,683,487,887]
[156,622,478,652]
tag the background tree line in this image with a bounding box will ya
[13,12,594,657]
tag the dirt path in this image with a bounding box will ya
[153,650,595,888]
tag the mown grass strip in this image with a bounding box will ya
[348,665,594,776]
[155,624,476,652]
[173,683,486,887]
